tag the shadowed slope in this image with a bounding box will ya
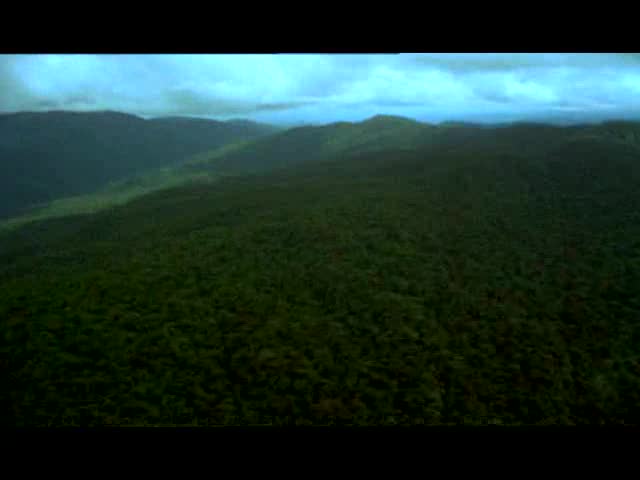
[0,111,278,219]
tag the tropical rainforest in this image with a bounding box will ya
[1,112,639,425]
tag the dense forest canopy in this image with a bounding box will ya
[1,113,639,425]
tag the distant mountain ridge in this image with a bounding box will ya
[3,110,640,223]
[182,114,640,178]
[0,110,278,219]
[182,114,436,175]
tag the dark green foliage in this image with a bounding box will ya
[186,114,434,176]
[0,111,278,219]
[1,119,640,425]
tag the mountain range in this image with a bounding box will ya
[0,110,278,219]
[1,111,640,425]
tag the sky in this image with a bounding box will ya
[1,53,640,125]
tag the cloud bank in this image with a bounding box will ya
[1,53,639,124]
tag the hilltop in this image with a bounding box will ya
[0,111,277,219]
[5,115,640,232]
[180,114,435,175]
[180,115,640,177]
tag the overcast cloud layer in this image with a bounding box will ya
[1,54,640,125]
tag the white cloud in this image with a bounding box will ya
[1,53,640,124]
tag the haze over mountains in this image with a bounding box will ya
[0,110,278,219]
[3,109,640,224]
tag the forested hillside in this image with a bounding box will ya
[1,117,639,425]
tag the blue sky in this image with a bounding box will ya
[1,54,640,125]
